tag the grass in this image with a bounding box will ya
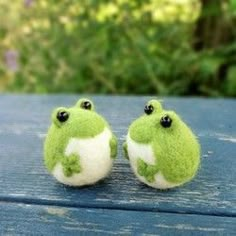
[0,0,236,96]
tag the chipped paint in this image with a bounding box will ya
[218,137,236,143]
[46,207,68,216]
[207,151,213,154]
[213,133,236,143]
[155,224,224,232]
[62,226,121,234]
[8,193,26,197]
[36,132,47,139]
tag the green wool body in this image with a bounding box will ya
[44,98,117,186]
[123,100,200,189]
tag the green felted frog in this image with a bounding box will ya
[44,98,117,186]
[123,100,200,189]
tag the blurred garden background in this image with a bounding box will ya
[0,0,236,96]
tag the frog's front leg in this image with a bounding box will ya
[110,135,117,159]
[61,154,81,177]
[137,158,159,183]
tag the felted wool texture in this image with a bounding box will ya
[44,98,118,186]
[124,100,200,189]
[127,134,182,189]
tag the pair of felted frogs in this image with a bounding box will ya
[44,98,200,189]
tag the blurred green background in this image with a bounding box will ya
[0,0,236,96]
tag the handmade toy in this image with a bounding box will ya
[44,98,117,186]
[123,100,200,189]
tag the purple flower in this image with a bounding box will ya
[24,0,34,8]
[4,50,19,72]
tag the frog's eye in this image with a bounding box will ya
[57,111,69,122]
[144,104,154,115]
[80,100,92,110]
[160,115,172,128]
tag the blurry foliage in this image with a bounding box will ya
[0,0,235,96]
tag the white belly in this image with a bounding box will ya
[53,128,113,186]
[127,134,180,189]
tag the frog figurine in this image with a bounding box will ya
[44,98,117,186]
[123,100,200,189]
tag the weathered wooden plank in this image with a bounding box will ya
[0,95,235,216]
[0,202,235,235]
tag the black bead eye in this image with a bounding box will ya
[144,105,154,115]
[160,115,172,128]
[57,111,69,122]
[81,101,92,110]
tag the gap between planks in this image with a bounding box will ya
[0,196,235,219]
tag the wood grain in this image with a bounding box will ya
[0,95,235,220]
[1,202,235,235]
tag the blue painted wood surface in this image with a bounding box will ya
[0,95,235,235]
[1,202,236,235]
